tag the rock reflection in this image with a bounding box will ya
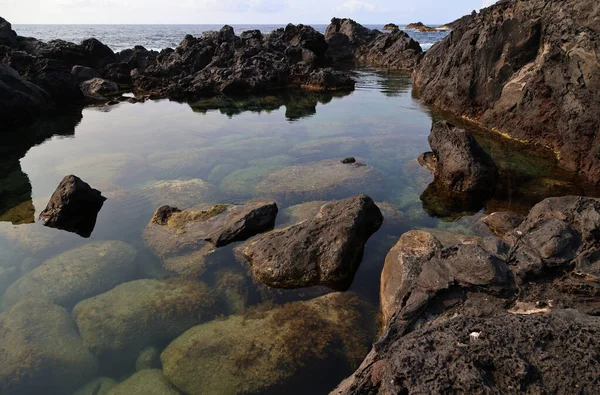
[187,90,351,121]
[0,108,83,225]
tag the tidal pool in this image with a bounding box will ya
[0,69,597,395]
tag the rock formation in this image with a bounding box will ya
[382,23,398,31]
[325,18,422,70]
[241,195,383,291]
[39,175,107,237]
[414,0,600,184]
[405,22,437,32]
[333,195,600,393]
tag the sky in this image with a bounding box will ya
[1,0,498,25]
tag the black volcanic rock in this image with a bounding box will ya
[0,16,17,47]
[414,0,600,184]
[325,18,422,70]
[39,175,106,237]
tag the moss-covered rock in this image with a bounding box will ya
[73,377,118,395]
[2,240,138,310]
[161,292,376,395]
[72,279,217,365]
[106,370,180,395]
[0,298,98,395]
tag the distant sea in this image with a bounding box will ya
[12,24,449,53]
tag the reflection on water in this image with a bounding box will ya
[0,70,598,395]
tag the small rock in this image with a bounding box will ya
[136,346,162,371]
[341,156,356,164]
[482,211,525,239]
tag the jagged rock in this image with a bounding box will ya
[0,17,17,47]
[106,369,180,395]
[143,201,277,275]
[242,195,383,291]
[39,175,107,237]
[161,293,376,395]
[325,18,422,70]
[481,211,525,238]
[424,121,499,194]
[2,240,138,310]
[80,77,119,101]
[0,299,98,395]
[414,0,600,184]
[72,279,217,366]
[0,63,53,125]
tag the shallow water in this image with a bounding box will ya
[1,70,598,395]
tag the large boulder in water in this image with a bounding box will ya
[72,279,218,366]
[2,240,138,310]
[0,298,98,394]
[0,63,53,125]
[39,175,107,237]
[241,195,383,291]
[161,293,376,395]
[413,0,600,185]
[422,121,499,194]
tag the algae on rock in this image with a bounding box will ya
[106,369,180,395]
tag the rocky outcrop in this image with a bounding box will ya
[0,63,53,125]
[333,195,600,393]
[241,195,383,291]
[39,175,106,237]
[2,240,137,310]
[325,18,422,70]
[161,293,376,395]
[80,77,119,101]
[414,0,600,184]
[420,121,499,194]
[0,298,98,395]
[405,22,437,32]
[382,23,399,31]
[143,201,277,275]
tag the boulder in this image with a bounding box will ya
[39,175,107,237]
[481,211,525,238]
[383,23,399,31]
[73,377,118,395]
[424,121,499,194]
[0,63,53,125]
[2,240,138,310]
[72,65,101,84]
[0,17,17,47]
[413,0,600,185]
[106,369,180,395]
[143,201,277,275]
[0,298,98,395]
[242,195,383,291]
[161,293,376,395]
[80,77,119,101]
[73,279,217,366]
[136,346,162,371]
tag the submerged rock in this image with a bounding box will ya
[136,346,162,371]
[106,369,180,395]
[161,293,376,395]
[143,201,277,275]
[73,279,217,366]
[73,377,118,395]
[2,240,138,310]
[242,195,383,291]
[0,298,98,395]
[39,175,107,237]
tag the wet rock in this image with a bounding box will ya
[73,279,216,366]
[106,369,180,395]
[242,195,383,291]
[341,157,356,164]
[161,293,376,395]
[143,201,277,275]
[426,121,499,194]
[151,205,181,225]
[136,346,162,371]
[0,298,98,395]
[73,377,118,395]
[334,310,600,394]
[383,23,399,31]
[413,0,600,184]
[39,175,107,237]
[80,77,119,101]
[0,63,53,126]
[257,159,380,201]
[481,211,525,239]
[417,151,436,172]
[2,240,138,310]
[72,65,101,84]
[325,18,422,70]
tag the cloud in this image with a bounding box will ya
[338,0,377,13]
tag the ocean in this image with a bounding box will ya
[12,23,449,52]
